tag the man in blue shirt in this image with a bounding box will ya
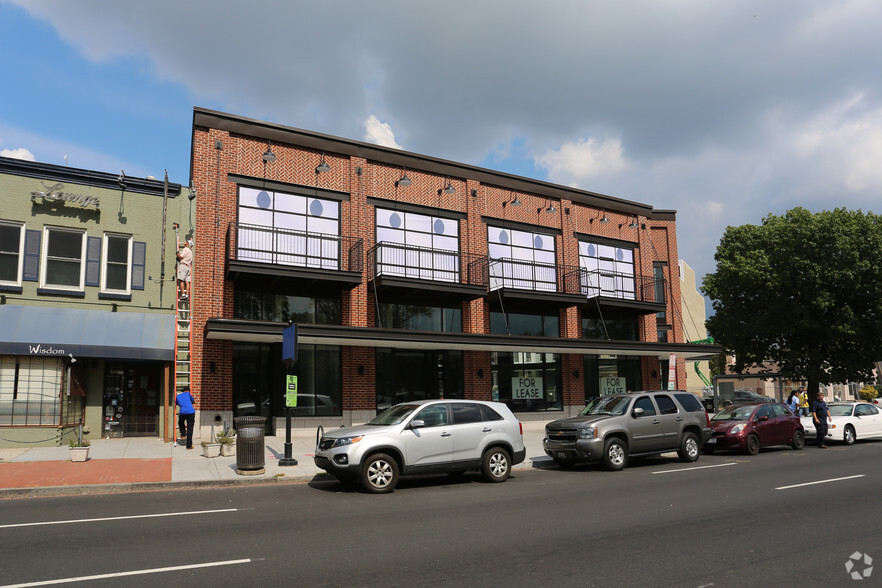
[175,386,196,449]
[810,391,832,448]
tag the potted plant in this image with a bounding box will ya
[201,439,221,458]
[69,439,91,462]
[216,428,236,457]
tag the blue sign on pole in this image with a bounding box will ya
[282,323,297,369]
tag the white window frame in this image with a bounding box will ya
[40,226,87,291]
[0,220,24,287]
[101,233,133,294]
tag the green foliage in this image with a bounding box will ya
[702,207,882,389]
[215,428,235,445]
[859,386,879,402]
[68,439,90,448]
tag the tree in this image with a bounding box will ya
[702,207,882,396]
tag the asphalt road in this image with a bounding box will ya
[1,441,880,587]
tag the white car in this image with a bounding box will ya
[800,402,882,445]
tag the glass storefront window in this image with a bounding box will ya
[582,316,639,340]
[375,349,463,411]
[234,291,341,324]
[583,355,644,400]
[490,311,559,337]
[377,303,461,332]
[490,352,562,412]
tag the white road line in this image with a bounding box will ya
[775,474,865,490]
[651,463,738,474]
[0,508,238,529]
[0,559,251,587]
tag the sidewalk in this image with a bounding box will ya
[0,422,553,498]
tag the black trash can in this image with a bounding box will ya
[234,416,266,475]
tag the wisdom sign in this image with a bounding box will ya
[512,377,543,400]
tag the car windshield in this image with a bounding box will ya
[368,404,419,426]
[711,405,756,421]
[828,405,854,417]
[580,395,632,416]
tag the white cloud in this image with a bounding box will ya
[0,147,36,161]
[363,115,401,149]
[534,137,628,187]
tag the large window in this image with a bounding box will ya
[0,221,24,286]
[376,349,463,411]
[583,355,643,400]
[41,227,86,290]
[377,302,462,332]
[237,187,341,269]
[375,207,460,282]
[491,352,562,412]
[0,357,63,426]
[579,241,635,299]
[582,316,639,340]
[102,233,132,294]
[234,290,341,324]
[488,226,556,291]
[490,311,559,337]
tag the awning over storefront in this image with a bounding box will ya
[0,306,175,361]
[205,318,721,361]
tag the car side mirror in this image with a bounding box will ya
[632,407,645,418]
[758,415,769,422]
[409,419,425,429]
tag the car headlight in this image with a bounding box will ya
[579,427,597,439]
[331,435,363,448]
[729,424,746,435]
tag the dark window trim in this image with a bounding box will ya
[36,288,85,298]
[98,293,133,301]
[229,173,350,202]
[0,285,22,293]
[368,197,466,221]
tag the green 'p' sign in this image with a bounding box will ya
[285,375,298,408]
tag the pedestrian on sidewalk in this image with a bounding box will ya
[176,237,193,300]
[176,385,196,449]
[810,391,831,448]
[786,390,800,415]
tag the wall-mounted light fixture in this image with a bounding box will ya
[118,171,127,190]
[502,191,522,208]
[545,199,557,214]
[599,212,610,223]
[395,170,412,187]
[188,186,197,201]
[628,218,639,229]
[315,153,330,174]
[471,189,477,198]
[262,142,276,163]
[440,179,456,195]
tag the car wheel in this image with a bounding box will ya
[844,425,856,445]
[360,453,399,493]
[481,447,511,483]
[602,437,628,471]
[745,434,760,456]
[791,430,805,450]
[678,432,701,462]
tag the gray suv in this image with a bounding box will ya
[543,391,712,471]
[315,399,526,493]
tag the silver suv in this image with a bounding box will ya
[315,399,526,493]
[543,391,712,471]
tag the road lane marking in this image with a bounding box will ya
[651,463,737,474]
[775,474,865,490]
[0,559,251,587]
[0,508,238,529]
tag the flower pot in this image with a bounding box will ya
[220,443,236,457]
[69,446,90,462]
[202,443,221,458]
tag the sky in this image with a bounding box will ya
[2,0,881,310]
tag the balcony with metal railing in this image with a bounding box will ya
[567,267,666,313]
[367,242,488,302]
[226,222,363,290]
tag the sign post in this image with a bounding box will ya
[667,353,677,391]
[279,323,298,466]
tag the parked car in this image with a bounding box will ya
[728,390,775,404]
[542,391,712,471]
[800,402,882,445]
[314,399,526,493]
[705,402,804,454]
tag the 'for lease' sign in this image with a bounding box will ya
[512,377,543,400]
[600,377,626,395]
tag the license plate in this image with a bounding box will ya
[706,438,716,444]
[557,452,567,459]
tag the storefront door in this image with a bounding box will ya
[103,363,161,437]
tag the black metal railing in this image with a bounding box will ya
[228,222,363,273]
[488,257,564,293]
[367,242,488,288]
[567,267,664,304]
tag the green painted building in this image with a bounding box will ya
[0,156,192,447]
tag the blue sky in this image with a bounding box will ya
[2,0,882,324]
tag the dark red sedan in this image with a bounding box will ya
[704,402,805,455]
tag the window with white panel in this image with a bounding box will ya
[487,226,557,292]
[375,208,460,282]
[578,241,636,300]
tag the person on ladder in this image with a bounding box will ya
[176,237,193,300]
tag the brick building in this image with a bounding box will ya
[189,107,720,436]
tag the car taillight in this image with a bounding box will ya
[706,412,710,427]
[519,422,523,436]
